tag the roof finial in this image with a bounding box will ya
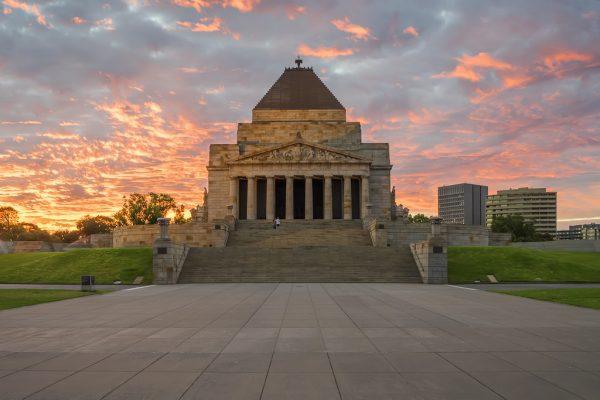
[295,55,303,68]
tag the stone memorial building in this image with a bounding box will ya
[207,58,390,223]
[114,58,510,284]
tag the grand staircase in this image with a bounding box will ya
[177,220,422,283]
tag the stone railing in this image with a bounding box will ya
[152,218,190,284]
[410,218,448,284]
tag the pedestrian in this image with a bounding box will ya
[275,217,281,229]
[273,218,277,229]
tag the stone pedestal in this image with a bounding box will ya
[410,217,448,284]
[153,220,189,284]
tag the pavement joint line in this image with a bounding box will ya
[124,285,155,291]
[176,283,279,400]
[259,283,292,400]
[447,285,479,291]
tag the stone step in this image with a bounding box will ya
[177,245,421,283]
[228,220,372,248]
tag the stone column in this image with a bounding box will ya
[247,176,256,220]
[343,176,352,220]
[285,175,294,220]
[229,176,238,219]
[324,175,332,220]
[361,175,370,219]
[305,176,313,220]
[266,176,275,220]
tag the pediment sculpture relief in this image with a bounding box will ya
[240,143,362,163]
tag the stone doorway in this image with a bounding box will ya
[332,178,343,219]
[275,178,286,219]
[351,178,361,219]
[313,178,324,219]
[238,178,247,220]
[256,178,266,219]
[293,178,305,219]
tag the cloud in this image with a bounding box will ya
[177,17,239,38]
[403,26,418,37]
[297,43,354,58]
[331,17,375,41]
[172,0,260,13]
[2,0,48,26]
[433,52,513,82]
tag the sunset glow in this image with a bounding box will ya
[0,0,598,230]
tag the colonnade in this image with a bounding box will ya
[229,175,370,220]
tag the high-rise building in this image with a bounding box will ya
[486,187,557,235]
[438,183,488,225]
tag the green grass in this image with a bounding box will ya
[0,248,152,285]
[449,246,600,283]
[0,289,103,310]
[494,288,600,310]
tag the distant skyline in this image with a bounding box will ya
[0,0,599,230]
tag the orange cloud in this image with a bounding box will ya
[331,17,375,41]
[171,0,260,13]
[177,17,222,32]
[2,0,48,26]
[1,120,41,125]
[297,44,354,58]
[544,51,593,70]
[403,26,418,37]
[434,52,513,82]
[72,16,86,25]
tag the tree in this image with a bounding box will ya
[0,206,19,227]
[409,213,431,223]
[52,230,81,243]
[114,193,186,226]
[491,214,545,242]
[76,215,117,236]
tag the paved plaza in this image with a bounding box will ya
[0,284,599,399]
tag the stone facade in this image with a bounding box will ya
[208,65,392,223]
[112,222,228,248]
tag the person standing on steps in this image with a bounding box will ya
[275,217,281,229]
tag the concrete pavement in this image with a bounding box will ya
[0,283,599,399]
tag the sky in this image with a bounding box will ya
[0,0,599,231]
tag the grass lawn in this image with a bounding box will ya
[449,246,600,284]
[0,289,104,310]
[494,288,600,310]
[0,248,152,285]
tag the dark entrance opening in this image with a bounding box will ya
[238,179,247,220]
[312,178,324,219]
[256,178,267,219]
[274,178,286,219]
[293,178,305,219]
[351,178,361,219]
[332,178,343,219]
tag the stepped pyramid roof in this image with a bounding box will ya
[254,59,344,110]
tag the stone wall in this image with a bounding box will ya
[90,234,113,248]
[489,232,513,246]
[113,222,229,248]
[367,220,509,247]
[251,109,346,122]
[0,240,15,254]
[511,240,600,252]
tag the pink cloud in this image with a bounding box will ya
[297,43,354,58]
[434,52,513,82]
[331,17,375,41]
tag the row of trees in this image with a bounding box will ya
[0,193,187,243]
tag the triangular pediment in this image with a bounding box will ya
[231,139,368,164]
